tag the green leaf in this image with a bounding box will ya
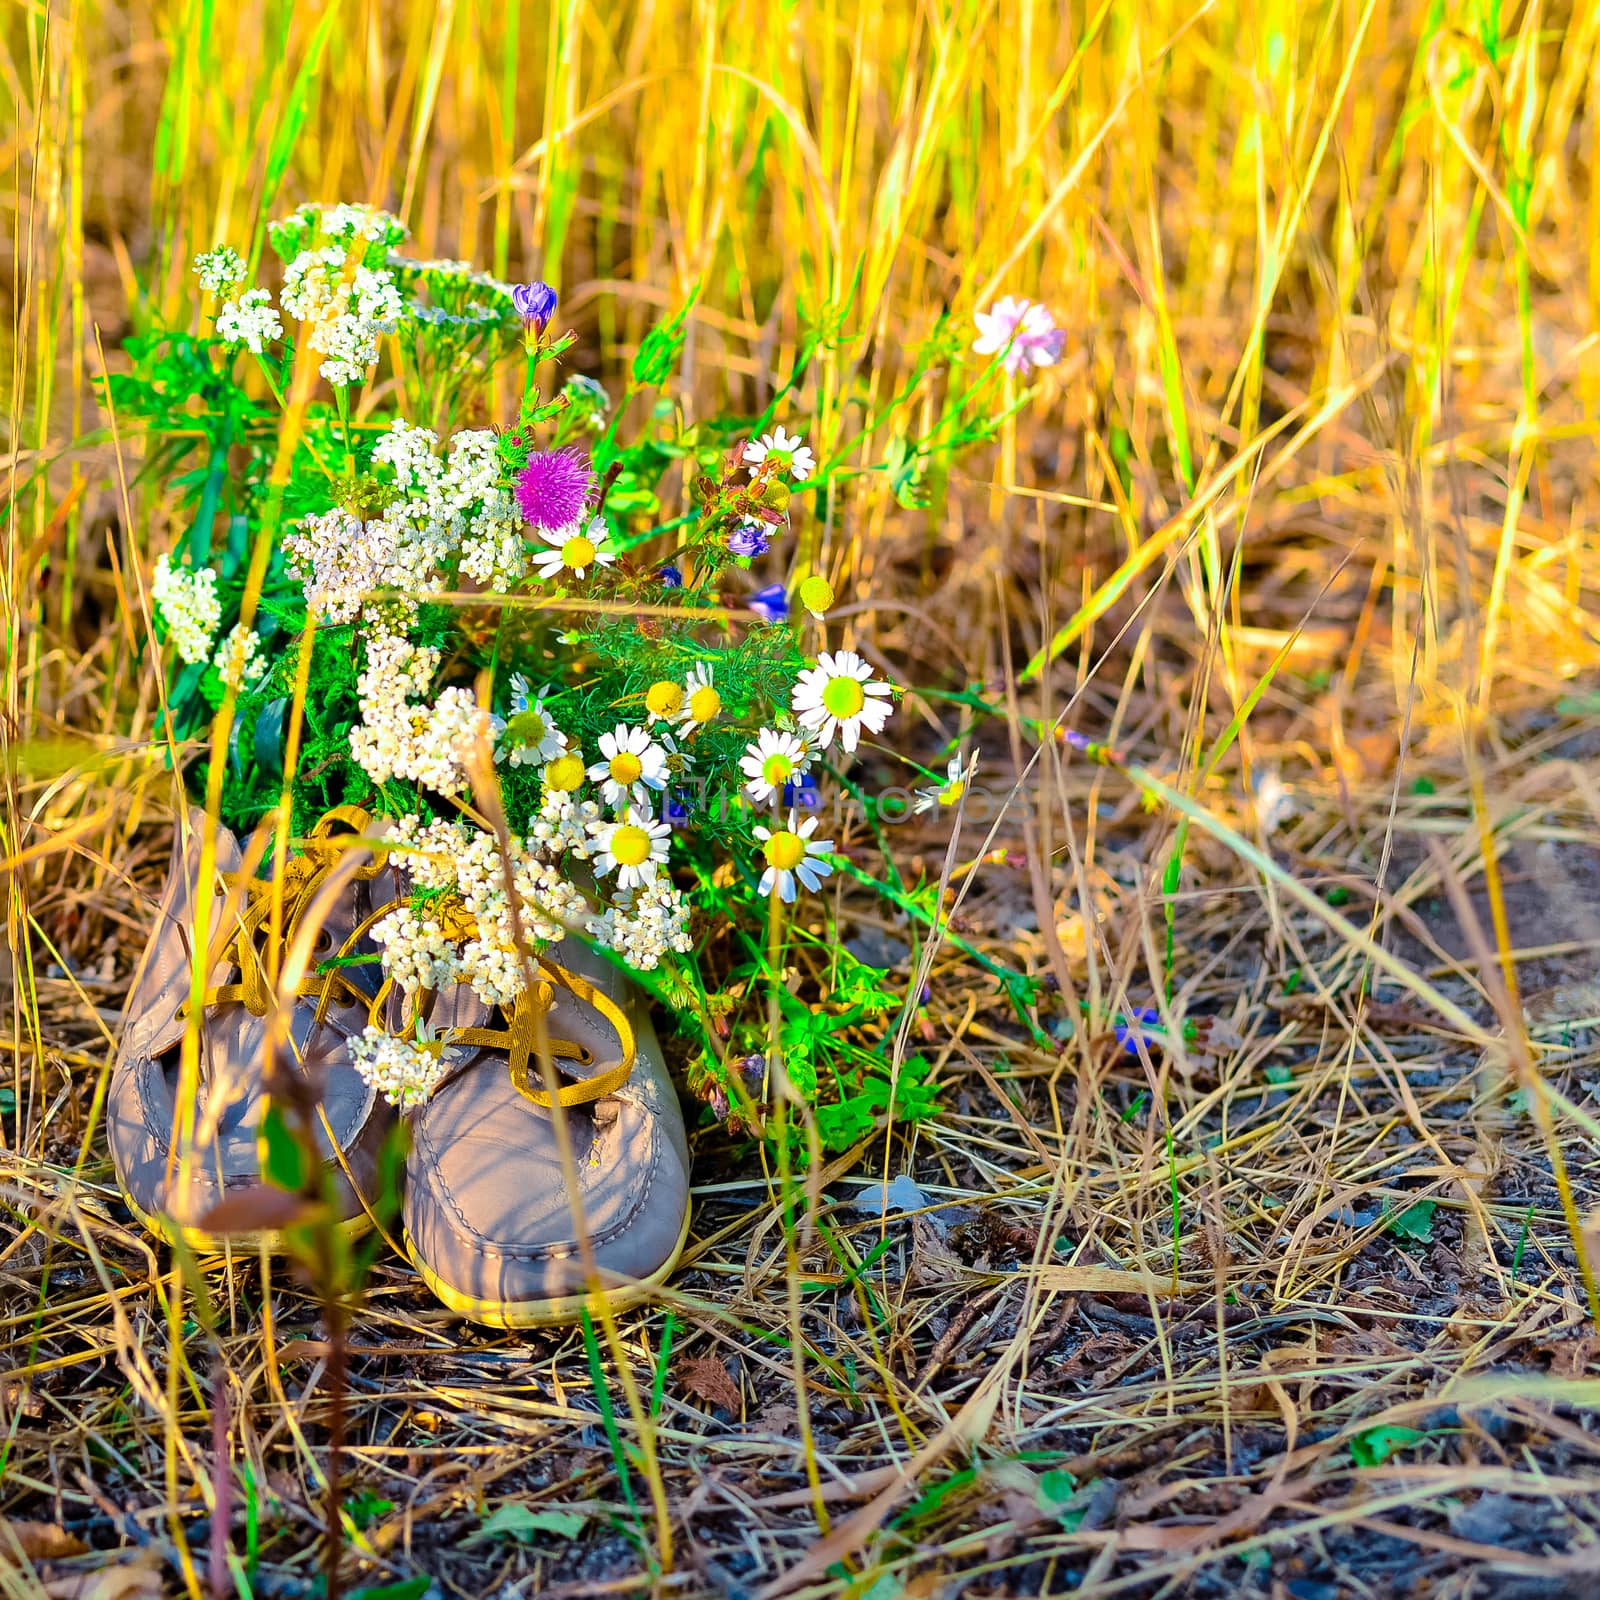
[257,1101,311,1193]
[253,698,289,779]
[1351,1424,1425,1468]
[1037,1467,1078,1506]
[345,1490,394,1531]
[856,1575,903,1600]
[474,1503,588,1544]
[349,1579,431,1600]
[1386,1200,1437,1244]
[1038,1472,1100,1531]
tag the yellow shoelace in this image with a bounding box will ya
[206,807,635,1110]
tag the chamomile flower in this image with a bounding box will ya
[798,575,834,618]
[589,808,672,890]
[530,516,615,582]
[740,729,812,804]
[673,663,722,734]
[587,725,669,807]
[791,650,894,753]
[743,425,815,481]
[497,675,568,767]
[644,679,685,725]
[754,812,834,902]
[915,754,978,813]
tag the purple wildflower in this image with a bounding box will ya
[739,1053,766,1084]
[664,787,692,823]
[658,564,683,588]
[512,281,558,331]
[748,582,789,622]
[973,296,1064,376]
[514,448,594,531]
[727,521,772,559]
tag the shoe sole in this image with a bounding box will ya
[120,1184,376,1256]
[403,1204,692,1329]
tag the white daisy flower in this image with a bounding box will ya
[587,724,669,807]
[791,649,894,753]
[673,663,722,734]
[915,754,978,814]
[740,729,812,804]
[743,425,816,482]
[496,676,568,768]
[589,808,672,891]
[530,515,615,582]
[754,811,834,902]
[657,727,694,780]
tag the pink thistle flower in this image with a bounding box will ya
[514,448,595,531]
[973,296,1064,376]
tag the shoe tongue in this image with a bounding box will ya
[428,982,493,1033]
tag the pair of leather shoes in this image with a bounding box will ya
[108,811,691,1327]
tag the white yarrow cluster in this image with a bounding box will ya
[280,245,404,385]
[594,879,694,972]
[215,289,283,353]
[348,1027,449,1110]
[194,247,246,294]
[347,634,497,798]
[287,422,521,624]
[529,787,601,855]
[151,552,221,665]
[372,814,599,1009]
[213,623,267,689]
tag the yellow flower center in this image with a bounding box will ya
[761,752,796,786]
[609,824,652,867]
[646,681,684,717]
[822,676,865,718]
[799,575,834,614]
[687,685,722,723]
[764,830,806,871]
[609,750,643,786]
[940,780,965,806]
[504,709,548,747]
[561,534,597,570]
[544,753,585,792]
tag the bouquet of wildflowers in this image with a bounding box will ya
[124,201,1052,1145]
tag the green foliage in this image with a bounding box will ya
[1351,1424,1426,1468]
[257,1102,311,1194]
[344,1490,394,1531]
[814,1055,938,1152]
[472,1502,588,1543]
[1386,1199,1437,1245]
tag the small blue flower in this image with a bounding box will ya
[727,521,772,559]
[749,582,789,622]
[512,281,558,330]
[1113,1007,1163,1054]
[782,770,822,810]
[664,787,692,822]
[658,564,684,589]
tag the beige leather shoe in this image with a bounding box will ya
[401,939,691,1327]
[110,807,399,1251]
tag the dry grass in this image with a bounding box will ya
[9,0,1600,1595]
